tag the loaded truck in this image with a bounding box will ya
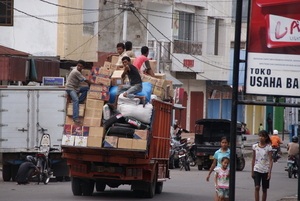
[0,86,69,181]
[61,100,172,198]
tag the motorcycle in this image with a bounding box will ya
[178,141,190,171]
[271,146,280,162]
[35,123,58,184]
[286,155,298,178]
[188,143,197,167]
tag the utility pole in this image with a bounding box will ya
[122,0,128,43]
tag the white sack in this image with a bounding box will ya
[118,103,153,124]
[117,92,140,106]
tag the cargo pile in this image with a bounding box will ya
[62,56,174,150]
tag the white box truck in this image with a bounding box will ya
[0,86,69,181]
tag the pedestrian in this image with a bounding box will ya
[108,56,146,109]
[267,113,273,134]
[124,41,136,58]
[252,130,273,201]
[258,123,264,133]
[15,155,39,185]
[206,136,230,201]
[133,46,155,77]
[214,157,230,201]
[65,60,94,124]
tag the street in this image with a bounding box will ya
[0,156,297,201]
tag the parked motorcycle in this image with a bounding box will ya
[178,142,190,171]
[271,146,280,163]
[286,155,298,178]
[188,143,197,167]
[169,137,181,169]
[35,123,58,184]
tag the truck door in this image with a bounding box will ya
[0,90,32,152]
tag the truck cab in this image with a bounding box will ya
[194,119,246,171]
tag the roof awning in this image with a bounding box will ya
[165,72,183,87]
[0,45,30,56]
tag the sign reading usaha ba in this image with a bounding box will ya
[246,0,300,97]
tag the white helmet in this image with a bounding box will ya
[273,130,278,135]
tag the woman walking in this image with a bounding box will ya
[252,130,273,201]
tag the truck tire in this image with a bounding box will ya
[2,165,12,181]
[169,155,175,169]
[236,157,245,171]
[145,170,157,198]
[155,182,163,194]
[103,113,125,129]
[71,177,82,196]
[81,179,95,196]
[96,181,106,192]
[11,165,19,182]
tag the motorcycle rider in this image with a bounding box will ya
[270,130,282,162]
[15,155,39,184]
[287,136,299,159]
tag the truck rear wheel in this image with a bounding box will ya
[145,170,157,198]
[2,165,12,181]
[71,177,82,196]
[96,181,106,192]
[155,182,163,194]
[82,179,95,196]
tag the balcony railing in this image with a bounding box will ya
[173,40,202,55]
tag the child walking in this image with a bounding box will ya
[214,157,230,201]
[252,130,273,201]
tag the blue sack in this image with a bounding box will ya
[109,82,152,104]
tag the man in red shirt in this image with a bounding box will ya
[133,46,155,77]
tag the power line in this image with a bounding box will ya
[0,1,118,25]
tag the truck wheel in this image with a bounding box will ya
[82,179,95,196]
[96,181,106,192]
[155,182,163,194]
[145,171,157,198]
[71,177,82,196]
[236,157,245,171]
[11,165,19,181]
[198,165,203,170]
[2,165,12,181]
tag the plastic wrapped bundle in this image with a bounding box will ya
[118,103,153,124]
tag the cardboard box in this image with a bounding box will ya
[103,136,118,148]
[90,85,110,93]
[82,69,91,77]
[87,91,110,101]
[111,56,119,65]
[89,126,105,137]
[133,130,148,140]
[91,67,101,76]
[99,67,113,76]
[165,80,174,98]
[85,108,103,119]
[110,64,118,71]
[83,117,101,127]
[154,73,166,80]
[104,61,111,69]
[95,76,111,86]
[86,99,105,109]
[149,60,157,73]
[118,138,133,149]
[62,135,75,146]
[131,139,147,150]
[83,126,90,136]
[87,136,103,147]
[74,136,88,147]
[65,116,83,125]
[111,70,124,86]
[72,125,83,136]
[67,104,85,117]
[140,74,158,90]
[63,124,72,135]
[153,79,167,100]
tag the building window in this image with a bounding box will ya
[0,0,13,26]
[207,17,224,56]
[173,11,194,41]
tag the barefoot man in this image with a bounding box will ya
[109,56,146,109]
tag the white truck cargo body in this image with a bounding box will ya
[0,86,69,181]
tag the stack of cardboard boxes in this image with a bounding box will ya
[62,56,173,150]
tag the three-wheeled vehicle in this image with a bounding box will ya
[194,119,246,171]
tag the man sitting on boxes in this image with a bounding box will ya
[133,46,155,77]
[109,56,146,109]
[115,42,129,67]
[66,60,95,124]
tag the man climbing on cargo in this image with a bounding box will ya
[65,60,95,124]
[133,46,155,77]
[108,56,146,110]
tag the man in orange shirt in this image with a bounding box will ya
[270,130,283,161]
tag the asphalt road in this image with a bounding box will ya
[0,156,297,201]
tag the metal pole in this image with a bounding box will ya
[229,0,243,200]
[122,0,128,43]
[220,92,223,119]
